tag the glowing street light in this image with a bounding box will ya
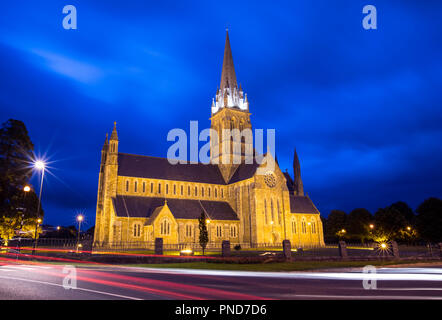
[57,226,61,231]
[341,229,346,233]
[407,226,411,231]
[369,224,374,229]
[23,185,31,192]
[34,160,45,170]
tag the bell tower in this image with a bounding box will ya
[210,30,253,182]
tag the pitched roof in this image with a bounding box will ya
[289,195,319,214]
[117,153,226,184]
[283,172,295,192]
[117,152,261,185]
[112,195,239,221]
[228,162,260,183]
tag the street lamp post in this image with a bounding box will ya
[76,215,84,253]
[205,219,211,246]
[32,160,45,255]
[17,185,31,254]
[33,218,42,254]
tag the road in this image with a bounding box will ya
[0,260,441,300]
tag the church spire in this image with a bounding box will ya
[220,30,237,91]
[293,148,304,196]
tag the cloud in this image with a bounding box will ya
[30,49,103,84]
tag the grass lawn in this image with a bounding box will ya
[123,259,441,272]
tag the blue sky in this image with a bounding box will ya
[0,1,441,227]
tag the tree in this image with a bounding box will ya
[0,188,42,245]
[390,201,415,226]
[346,208,372,243]
[0,119,42,245]
[373,206,407,242]
[198,211,209,255]
[416,197,442,243]
[325,210,347,242]
[0,119,34,203]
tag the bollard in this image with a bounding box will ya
[390,241,400,259]
[222,240,231,257]
[338,241,348,260]
[155,238,163,255]
[282,240,291,261]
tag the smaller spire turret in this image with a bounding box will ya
[293,148,304,196]
[103,133,109,148]
[110,121,118,141]
[108,122,119,157]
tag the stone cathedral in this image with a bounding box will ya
[93,32,325,248]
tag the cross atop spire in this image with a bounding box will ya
[220,30,237,91]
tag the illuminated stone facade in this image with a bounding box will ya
[93,32,325,248]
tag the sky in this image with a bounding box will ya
[0,1,441,228]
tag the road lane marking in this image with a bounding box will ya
[280,294,442,300]
[379,287,442,291]
[137,268,442,282]
[0,275,142,300]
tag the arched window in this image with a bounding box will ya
[230,225,237,238]
[277,200,281,225]
[202,187,204,197]
[291,219,297,234]
[221,189,224,198]
[166,184,169,194]
[264,199,268,224]
[181,185,183,196]
[158,183,161,194]
[160,219,170,236]
[134,181,138,193]
[215,188,218,198]
[185,224,193,237]
[301,220,307,233]
[126,180,129,192]
[151,183,154,193]
[133,223,141,237]
[216,225,223,238]
[142,182,146,193]
[188,186,191,196]
[208,188,211,197]
[194,186,198,196]
[270,199,274,223]
[173,185,176,195]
